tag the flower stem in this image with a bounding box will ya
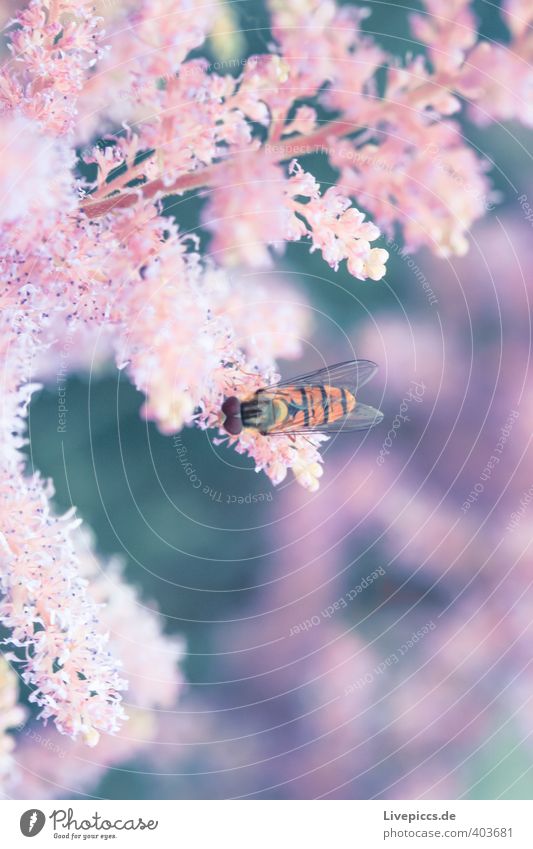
[80,120,354,219]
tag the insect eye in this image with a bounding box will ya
[222,396,242,435]
[222,396,241,418]
[223,416,243,435]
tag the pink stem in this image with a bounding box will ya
[80,120,354,219]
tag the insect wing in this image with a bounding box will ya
[271,360,378,393]
[331,401,384,432]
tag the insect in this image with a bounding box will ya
[221,360,383,436]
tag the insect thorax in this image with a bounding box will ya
[241,392,284,433]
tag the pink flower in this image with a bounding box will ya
[410,0,478,73]
[76,529,184,712]
[2,1,105,135]
[202,156,289,268]
[0,654,26,793]
[231,427,327,491]
[332,124,492,257]
[269,0,380,95]
[283,105,318,137]
[204,157,389,280]
[458,41,533,127]
[0,458,128,745]
[14,709,160,798]
[0,114,75,224]
[286,172,389,280]
[502,0,533,38]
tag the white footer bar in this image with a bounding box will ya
[2,799,532,848]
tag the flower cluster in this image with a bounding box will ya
[77,0,533,260]
[0,462,127,747]
[1,0,105,134]
[0,655,26,791]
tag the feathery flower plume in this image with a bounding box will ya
[0,654,26,794]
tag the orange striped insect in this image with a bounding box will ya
[222,360,383,436]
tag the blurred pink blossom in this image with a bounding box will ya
[0,655,26,795]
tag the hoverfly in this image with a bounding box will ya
[221,360,383,436]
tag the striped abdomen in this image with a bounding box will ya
[241,385,356,434]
